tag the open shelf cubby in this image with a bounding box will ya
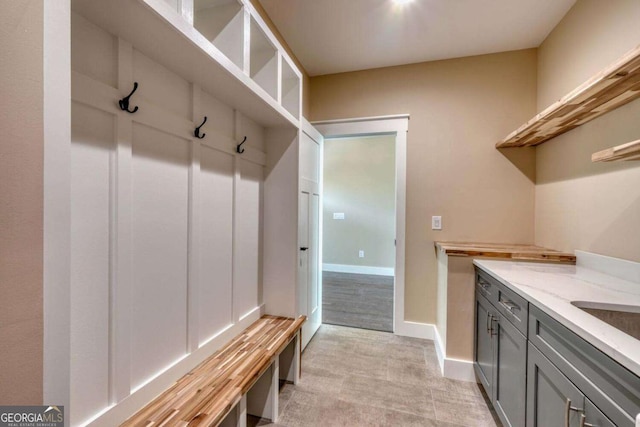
[194,0,245,70]
[250,17,278,101]
[281,58,301,119]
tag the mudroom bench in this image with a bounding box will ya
[121,315,306,427]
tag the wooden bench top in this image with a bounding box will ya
[122,315,306,427]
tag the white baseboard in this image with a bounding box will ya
[434,327,477,383]
[394,321,435,340]
[86,305,264,427]
[434,327,446,374]
[322,263,394,276]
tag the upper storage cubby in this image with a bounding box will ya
[281,57,301,119]
[497,44,640,148]
[249,17,278,101]
[71,0,302,128]
[194,0,245,70]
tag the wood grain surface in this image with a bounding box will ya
[435,242,576,264]
[497,45,640,148]
[121,315,305,427]
[592,139,640,162]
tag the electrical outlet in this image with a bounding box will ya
[359,250,365,258]
[333,212,345,220]
[432,216,442,230]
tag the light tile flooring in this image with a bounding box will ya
[256,324,501,427]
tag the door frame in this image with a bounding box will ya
[312,114,409,335]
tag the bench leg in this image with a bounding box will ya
[279,331,301,385]
[272,355,280,421]
[238,395,247,427]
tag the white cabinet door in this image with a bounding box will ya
[298,126,322,349]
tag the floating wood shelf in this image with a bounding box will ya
[592,139,640,162]
[435,242,576,264]
[497,45,640,148]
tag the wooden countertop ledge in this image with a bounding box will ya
[435,242,576,264]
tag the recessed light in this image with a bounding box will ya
[393,0,414,4]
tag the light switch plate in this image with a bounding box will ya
[432,216,442,230]
[333,212,345,220]
[358,250,364,258]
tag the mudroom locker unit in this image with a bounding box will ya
[42,0,322,425]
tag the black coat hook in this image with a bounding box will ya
[119,82,139,113]
[236,136,247,154]
[194,116,207,139]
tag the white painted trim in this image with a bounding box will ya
[434,327,445,372]
[322,263,394,277]
[442,358,477,383]
[314,116,409,336]
[86,305,263,427]
[433,326,477,383]
[43,0,71,413]
[311,114,410,125]
[302,117,323,143]
[394,321,435,340]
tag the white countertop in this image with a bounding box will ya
[473,258,640,377]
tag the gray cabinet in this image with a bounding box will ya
[494,312,527,427]
[474,274,527,427]
[475,292,497,397]
[527,342,586,427]
[527,343,616,427]
[475,266,640,427]
[529,305,640,427]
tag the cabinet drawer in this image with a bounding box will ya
[495,281,528,336]
[476,269,498,305]
[529,305,640,427]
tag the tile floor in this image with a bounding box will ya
[255,324,501,427]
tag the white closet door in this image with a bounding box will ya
[299,129,322,349]
[70,103,113,426]
[130,124,190,389]
[199,146,234,344]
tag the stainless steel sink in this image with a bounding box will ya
[571,301,640,341]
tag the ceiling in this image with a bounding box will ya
[258,0,576,76]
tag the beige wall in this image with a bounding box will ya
[0,0,44,404]
[310,50,538,323]
[535,0,640,262]
[323,135,396,269]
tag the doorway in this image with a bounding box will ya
[314,115,409,335]
[322,135,396,332]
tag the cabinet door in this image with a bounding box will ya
[475,292,496,398]
[527,343,585,427]
[494,315,527,427]
[583,399,616,427]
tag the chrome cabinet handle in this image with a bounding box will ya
[487,313,491,334]
[565,398,584,427]
[486,313,498,336]
[579,414,595,427]
[500,299,519,313]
